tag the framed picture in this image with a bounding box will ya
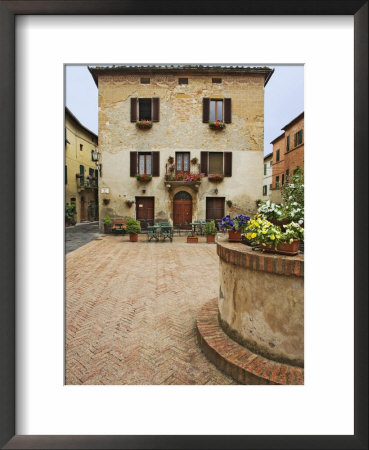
[0,1,367,448]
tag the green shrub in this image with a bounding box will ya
[126,218,141,234]
[203,220,217,235]
[104,215,111,225]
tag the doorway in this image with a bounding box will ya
[173,191,192,228]
[136,197,154,229]
[206,197,225,222]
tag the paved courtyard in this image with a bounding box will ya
[66,234,235,384]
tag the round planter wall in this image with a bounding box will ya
[217,242,304,367]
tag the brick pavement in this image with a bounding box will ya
[65,235,236,384]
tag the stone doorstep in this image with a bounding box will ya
[196,298,304,385]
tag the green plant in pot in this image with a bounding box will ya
[126,218,141,242]
[203,220,217,243]
[65,203,76,226]
[104,215,112,234]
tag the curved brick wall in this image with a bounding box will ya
[217,242,304,367]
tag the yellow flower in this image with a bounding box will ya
[270,235,275,240]
[262,229,267,234]
[246,233,252,240]
[252,233,257,239]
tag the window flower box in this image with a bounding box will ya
[136,174,152,182]
[208,174,224,182]
[164,172,204,183]
[261,239,300,256]
[209,120,226,130]
[136,120,152,130]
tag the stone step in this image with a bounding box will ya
[196,298,304,385]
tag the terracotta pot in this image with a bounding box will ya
[262,239,300,256]
[227,229,242,242]
[187,237,198,243]
[206,234,216,243]
[129,233,138,242]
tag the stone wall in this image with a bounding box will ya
[217,242,304,367]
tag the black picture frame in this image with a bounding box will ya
[0,1,367,449]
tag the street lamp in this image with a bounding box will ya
[91,149,102,176]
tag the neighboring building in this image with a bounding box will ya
[270,112,304,203]
[88,65,274,230]
[262,152,273,200]
[65,107,99,223]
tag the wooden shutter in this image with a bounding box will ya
[130,98,138,122]
[152,97,160,122]
[294,133,297,146]
[130,152,137,176]
[224,98,232,123]
[152,151,160,176]
[224,152,232,177]
[202,98,210,123]
[200,151,208,175]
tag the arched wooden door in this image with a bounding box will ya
[173,191,192,228]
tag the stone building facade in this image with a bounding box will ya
[65,107,99,223]
[270,112,304,203]
[88,65,274,230]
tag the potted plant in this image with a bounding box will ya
[103,198,110,206]
[218,214,250,242]
[126,218,141,242]
[208,173,224,182]
[191,157,198,165]
[226,199,233,208]
[103,215,112,234]
[65,203,76,226]
[203,220,217,243]
[135,120,152,130]
[76,173,83,178]
[209,120,226,130]
[168,156,174,164]
[245,217,304,256]
[125,200,134,208]
[136,173,152,182]
[187,232,198,244]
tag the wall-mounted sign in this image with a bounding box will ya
[139,204,143,207]
[101,187,109,194]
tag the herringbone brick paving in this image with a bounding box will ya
[66,235,236,384]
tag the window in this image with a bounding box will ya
[286,169,289,181]
[139,98,152,120]
[210,99,223,121]
[276,149,280,162]
[140,77,150,84]
[176,152,190,172]
[282,174,285,185]
[203,98,231,123]
[80,144,83,151]
[286,135,290,151]
[263,185,267,196]
[200,151,232,176]
[269,183,272,191]
[79,165,84,186]
[130,151,160,177]
[178,78,188,84]
[130,97,160,122]
[264,163,267,175]
[294,129,303,146]
[276,176,280,188]
[138,153,152,175]
[212,78,222,83]
[209,152,223,174]
[270,161,273,167]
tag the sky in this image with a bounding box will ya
[65,65,304,156]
